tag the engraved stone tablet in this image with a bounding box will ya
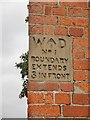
[29,35,73,82]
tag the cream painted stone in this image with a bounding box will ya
[29,35,73,82]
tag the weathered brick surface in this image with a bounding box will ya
[29,5,44,14]
[73,39,88,48]
[28,82,59,91]
[29,25,43,35]
[75,82,90,92]
[28,105,60,117]
[52,7,66,16]
[29,1,57,6]
[60,83,73,92]
[45,7,51,15]
[55,93,70,104]
[86,49,90,59]
[44,25,54,35]
[73,49,85,59]
[29,15,57,25]
[73,94,90,105]
[60,2,88,8]
[82,9,89,17]
[54,27,68,35]
[74,60,89,70]
[63,106,90,117]
[28,92,54,104]
[28,92,44,104]
[60,18,88,27]
[68,8,82,17]
[85,28,90,37]
[28,118,89,120]
[44,93,53,104]
[69,28,84,37]
[74,71,88,81]
[45,82,59,91]
[28,1,89,118]
[28,82,38,91]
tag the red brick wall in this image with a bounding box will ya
[27,1,90,119]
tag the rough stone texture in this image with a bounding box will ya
[29,35,73,82]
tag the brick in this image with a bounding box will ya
[29,25,43,35]
[28,1,90,119]
[60,18,88,27]
[77,17,88,27]
[89,9,90,18]
[86,49,90,59]
[29,5,43,14]
[28,118,45,120]
[84,28,88,38]
[88,1,90,7]
[29,15,57,25]
[74,71,88,81]
[28,82,38,91]
[63,106,90,117]
[73,39,88,48]
[54,27,68,36]
[84,28,90,38]
[75,82,90,92]
[73,94,90,105]
[29,82,59,91]
[45,82,59,91]
[28,117,45,120]
[45,93,53,104]
[28,105,60,117]
[55,93,70,104]
[28,117,90,120]
[45,118,87,120]
[68,8,82,17]
[73,49,85,59]
[88,71,90,81]
[45,7,51,15]
[70,28,83,37]
[52,7,66,16]
[40,1,57,5]
[82,9,88,17]
[89,29,90,38]
[28,92,44,104]
[38,82,46,91]
[32,82,59,91]
[29,1,57,6]
[60,83,73,92]
[28,92,53,104]
[44,25,54,35]
[74,60,89,70]
[60,2,87,8]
